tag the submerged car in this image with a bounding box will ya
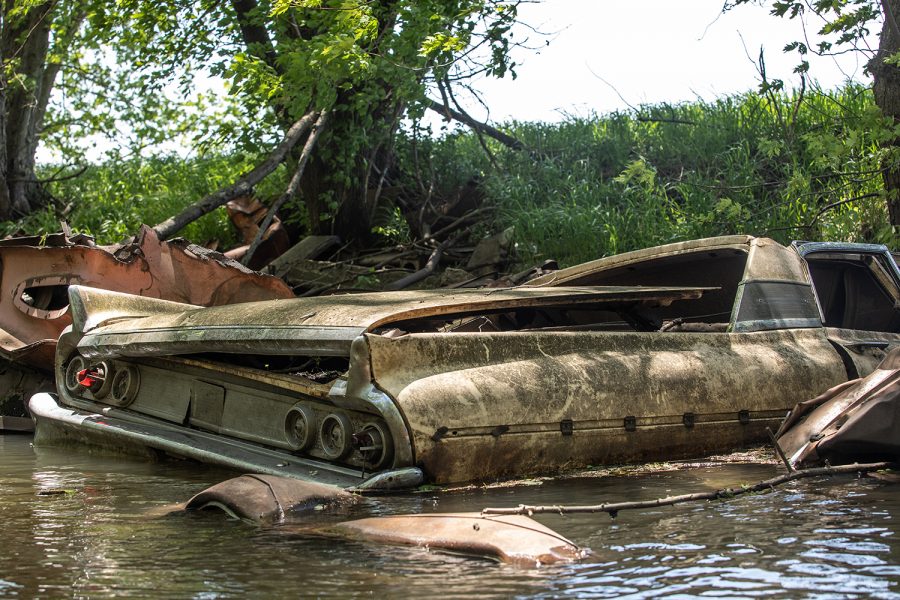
[30,236,900,490]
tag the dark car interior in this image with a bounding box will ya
[805,252,900,333]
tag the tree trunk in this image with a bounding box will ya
[0,60,10,220]
[234,1,405,246]
[872,0,900,227]
[0,1,55,220]
[300,108,397,244]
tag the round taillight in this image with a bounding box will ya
[109,365,140,407]
[319,413,352,460]
[354,422,394,470]
[284,404,317,452]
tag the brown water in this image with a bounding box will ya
[2,434,900,599]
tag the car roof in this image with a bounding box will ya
[525,235,755,287]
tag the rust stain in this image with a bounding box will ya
[0,225,293,368]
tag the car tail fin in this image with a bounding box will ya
[67,284,197,334]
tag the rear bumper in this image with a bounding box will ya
[28,392,422,492]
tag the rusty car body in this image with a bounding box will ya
[777,347,900,468]
[29,235,900,490]
[0,226,293,423]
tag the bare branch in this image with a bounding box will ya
[482,462,894,517]
[243,110,330,267]
[153,112,318,240]
[426,98,525,151]
[385,235,457,291]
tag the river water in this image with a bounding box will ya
[2,434,899,598]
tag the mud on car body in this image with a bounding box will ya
[30,236,900,490]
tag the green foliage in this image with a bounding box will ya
[726,0,880,58]
[17,83,895,266]
[6,155,288,246]
[398,83,895,268]
[37,1,522,182]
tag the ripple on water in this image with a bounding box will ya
[2,437,900,597]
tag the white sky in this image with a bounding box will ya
[456,0,877,123]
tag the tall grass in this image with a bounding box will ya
[21,83,897,268]
[401,83,894,267]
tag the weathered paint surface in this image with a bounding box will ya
[778,348,900,467]
[366,328,847,483]
[329,513,586,566]
[743,237,812,282]
[72,285,708,359]
[525,235,754,287]
[185,474,358,523]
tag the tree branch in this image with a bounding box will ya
[426,98,525,151]
[481,462,894,517]
[805,192,881,227]
[153,112,318,240]
[243,110,330,267]
[385,234,458,291]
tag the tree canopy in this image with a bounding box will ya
[1,0,525,240]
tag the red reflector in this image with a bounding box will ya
[77,368,98,388]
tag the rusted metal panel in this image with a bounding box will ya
[185,474,357,523]
[778,348,900,467]
[366,328,847,483]
[0,226,293,369]
[330,513,586,566]
[180,473,585,565]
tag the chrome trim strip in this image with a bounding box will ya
[77,325,365,359]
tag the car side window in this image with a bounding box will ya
[806,254,900,333]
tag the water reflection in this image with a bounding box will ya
[2,435,900,597]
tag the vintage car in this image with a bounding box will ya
[29,235,900,491]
